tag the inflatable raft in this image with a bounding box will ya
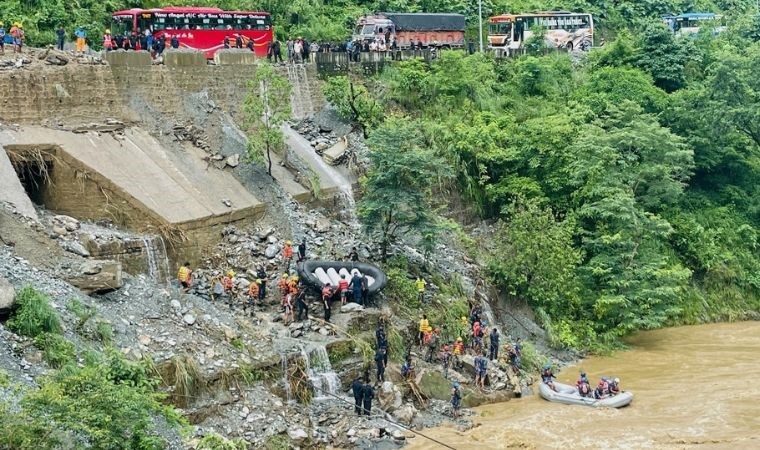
[297,261,388,294]
[539,381,633,408]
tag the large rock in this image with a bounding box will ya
[66,260,123,294]
[392,403,417,425]
[287,428,309,444]
[377,381,403,412]
[340,302,364,313]
[0,276,15,312]
[62,241,90,257]
[265,244,280,259]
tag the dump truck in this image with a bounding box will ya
[352,13,466,49]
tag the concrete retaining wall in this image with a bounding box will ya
[104,51,152,66]
[214,51,259,65]
[163,50,207,67]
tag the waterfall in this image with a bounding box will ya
[141,235,171,284]
[281,353,292,403]
[302,345,340,400]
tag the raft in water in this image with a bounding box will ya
[297,260,388,294]
[539,381,633,408]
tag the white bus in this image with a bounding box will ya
[488,11,594,52]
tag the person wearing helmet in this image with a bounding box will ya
[103,29,113,51]
[594,378,609,399]
[608,377,621,396]
[278,273,290,304]
[450,381,462,418]
[244,279,261,316]
[576,371,591,397]
[541,364,556,391]
[74,26,86,54]
[177,261,193,292]
[222,271,236,310]
[425,327,440,362]
[452,337,464,371]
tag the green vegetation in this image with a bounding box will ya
[197,433,248,450]
[34,333,76,369]
[7,286,62,338]
[0,350,182,450]
[243,64,292,176]
[340,22,759,350]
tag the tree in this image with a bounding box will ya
[358,117,453,261]
[569,103,694,338]
[323,75,382,138]
[634,22,695,92]
[243,64,292,176]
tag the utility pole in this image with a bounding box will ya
[478,0,483,52]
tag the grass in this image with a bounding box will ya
[197,433,248,450]
[262,434,291,450]
[94,321,114,344]
[230,337,244,350]
[0,369,9,388]
[66,298,95,333]
[7,286,62,338]
[159,354,207,408]
[34,332,76,369]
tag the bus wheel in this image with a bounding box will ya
[565,42,573,52]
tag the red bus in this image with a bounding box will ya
[111,7,273,58]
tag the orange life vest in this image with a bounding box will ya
[103,35,112,48]
[222,276,234,291]
[247,283,259,297]
[283,245,293,259]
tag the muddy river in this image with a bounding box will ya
[408,322,760,449]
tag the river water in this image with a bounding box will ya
[409,322,760,449]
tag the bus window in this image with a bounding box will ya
[489,22,511,35]
[112,17,133,35]
[514,20,524,41]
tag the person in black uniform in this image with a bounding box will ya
[362,379,374,416]
[351,377,364,416]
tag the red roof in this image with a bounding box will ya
[112,7,270,16]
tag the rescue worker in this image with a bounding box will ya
[541,364,556,391]
[244,279,260,316]
[297,238,307,262]
[337,274,349,305]
[103,29,113,51]
[0,23,6,55]
[576,371,591,397]
[177,262,192,292]
[282,289,293,325]
[210,275,224,302]
[401,355,415,380]
[278,273,289,304]
[351,376,364,416]
[375,322,387,348]
[452,337,464,370]
[349,270,363,305]
[594,378,609,399]
[256,265,267,301]
[440,342,452,378]
[321,282,333,322]
[347,246,359,262]
[55,25,64,51]
[418,314,432,346]
[235,34,243,48]
[489,327,500,361]
[282,241,293,270]
[426,328,440,362]
[74,26,86,54]
[170,35,179,49]
[362,379,374,416]
[295,286,308,321]
[374,347,386,383]
[415,277,427,303]
[451,381,462,418]
[474,350,488,390]
[361,273,369,305]
[608,377,621,396]
[472,320,484,353]
[222,271,236,308]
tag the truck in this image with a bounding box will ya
[352,13,466,49]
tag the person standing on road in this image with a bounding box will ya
[75,27,86,54]
[55,26,65,51]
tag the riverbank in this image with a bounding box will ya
[407,321,760,449]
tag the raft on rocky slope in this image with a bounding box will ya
[297,261,387,294]
[539,381,633,408]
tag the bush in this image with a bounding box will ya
[198,433,247,450]
[7,287,62,338]
[66,298,95,333]
[95,321,114,344]
[519,341,548,374]
[34,333,76,369]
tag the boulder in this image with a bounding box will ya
[313,218,331,233]
[377,381,403,412]
[392,403,417,425]
[287,428,309,444]
[265,244,280,259]
[62,241,91,257]
[66,260,123,294]
[0,276,16,312]
[417,369,454,402]
[225,153,240,168]
[340,303,364,313]
[183,314,196,326]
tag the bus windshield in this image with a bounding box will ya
[489,22,512,35]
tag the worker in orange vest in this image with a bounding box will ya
[282,241,293,270]
[222,270,236,309]
[244,279,260,316]
[278,273,289,303]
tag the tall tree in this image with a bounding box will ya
[358,117,453,261]
[243,64,292,176]
[570,103,694,337]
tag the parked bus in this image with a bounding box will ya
[662,13,726,35]
[488,11,594,52]
[111,7,273,58]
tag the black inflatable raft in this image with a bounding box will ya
[297,260,388,294]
